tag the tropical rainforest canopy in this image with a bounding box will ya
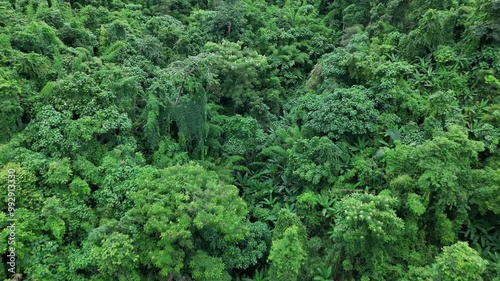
[0,0,499,280]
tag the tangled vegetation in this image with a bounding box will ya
[0,0,499,280]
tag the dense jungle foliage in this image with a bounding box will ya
[0,0,499,280]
